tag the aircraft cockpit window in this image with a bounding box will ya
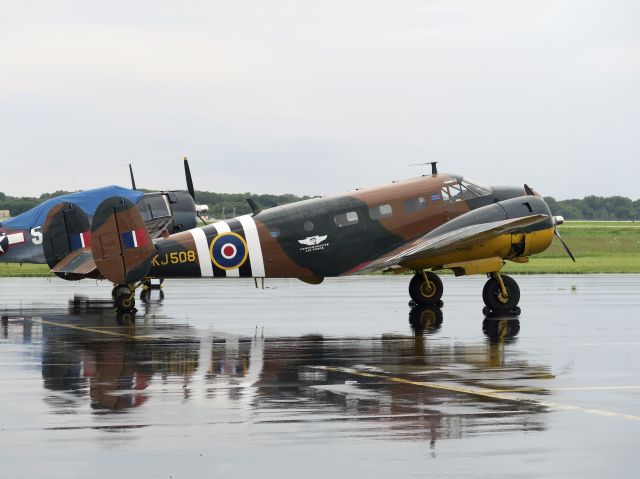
[441,179,491,203]
[369,204,393,220]
[460,179,492,197]
[137,194,170,221]
[334,211,359,227]
[442,184,464,202]
[403,197,426,214]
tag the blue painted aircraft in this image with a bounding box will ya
[0,160,201,265]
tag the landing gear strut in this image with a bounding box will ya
[482,273,520,312]
[409,271,444,306]
[112,284,137,312]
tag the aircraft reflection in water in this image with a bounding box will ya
[1,301,547,444]
[39,309,200,412]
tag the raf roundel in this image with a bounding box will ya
[209,232,249,270]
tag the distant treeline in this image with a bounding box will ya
[194,191,311,218]
[0,190,639,221]
[544,196,640,221]
[0,191,72,218]
[0,190,311,219]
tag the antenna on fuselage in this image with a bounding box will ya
[407,161,438,175]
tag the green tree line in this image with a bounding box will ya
[0,190,311,220]
[544,196,640,221]
[1,190,638,221]
[194,191,311,218]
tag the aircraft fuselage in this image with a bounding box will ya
[148,173,554,281]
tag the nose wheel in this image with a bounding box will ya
[482,273,520,311]
[409,271,444,306]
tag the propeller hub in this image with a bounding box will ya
[553,215,565,226]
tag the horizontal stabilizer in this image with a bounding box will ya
[42,202,92,280]
[51,248,97,277]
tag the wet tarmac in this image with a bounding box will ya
[1,275,639,478]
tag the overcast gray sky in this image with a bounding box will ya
[1,0,638,199]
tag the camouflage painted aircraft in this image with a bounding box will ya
[40,162,574,311]
[0,160,201,271]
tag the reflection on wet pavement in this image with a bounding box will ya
[1,276,639,477]
[2,302,544,438]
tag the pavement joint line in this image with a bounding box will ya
[313,366,640,422]
[29,318,154,341]
[489,385,640,393]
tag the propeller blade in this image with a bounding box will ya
[129,164,137,190]
[554,228,576,262]
[197,212,208,225]
[184,157,195,200]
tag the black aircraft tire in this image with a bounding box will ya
[482,275,520,311]
[409,272,444,305]
[112,285,130,300]
[115,294,136,312]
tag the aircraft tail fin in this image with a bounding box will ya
[90,196,155,285]
[42,202,94,280]
[43,197,155,284]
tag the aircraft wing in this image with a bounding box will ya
[353,214,548,274]
[50,248,98,277]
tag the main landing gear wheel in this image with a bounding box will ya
[112,284,136,312]
[482,274,520,312]
[409,271,444,306]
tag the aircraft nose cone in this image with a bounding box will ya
[553,215,565,226]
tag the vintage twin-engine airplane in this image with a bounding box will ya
[36,162,574,312]
[0,161,201,270]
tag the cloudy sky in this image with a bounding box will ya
[1,0,638,199]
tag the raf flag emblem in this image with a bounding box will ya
[121,229,149,249]
[69,231,92,251]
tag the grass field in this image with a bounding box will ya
[0,263,52,277]
[1,221,638,276]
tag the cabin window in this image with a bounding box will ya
[303,220,314,232]
[269,226,281,238]
[403,197,425,214]
[334,211,359,227]
[369,204,393,220]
